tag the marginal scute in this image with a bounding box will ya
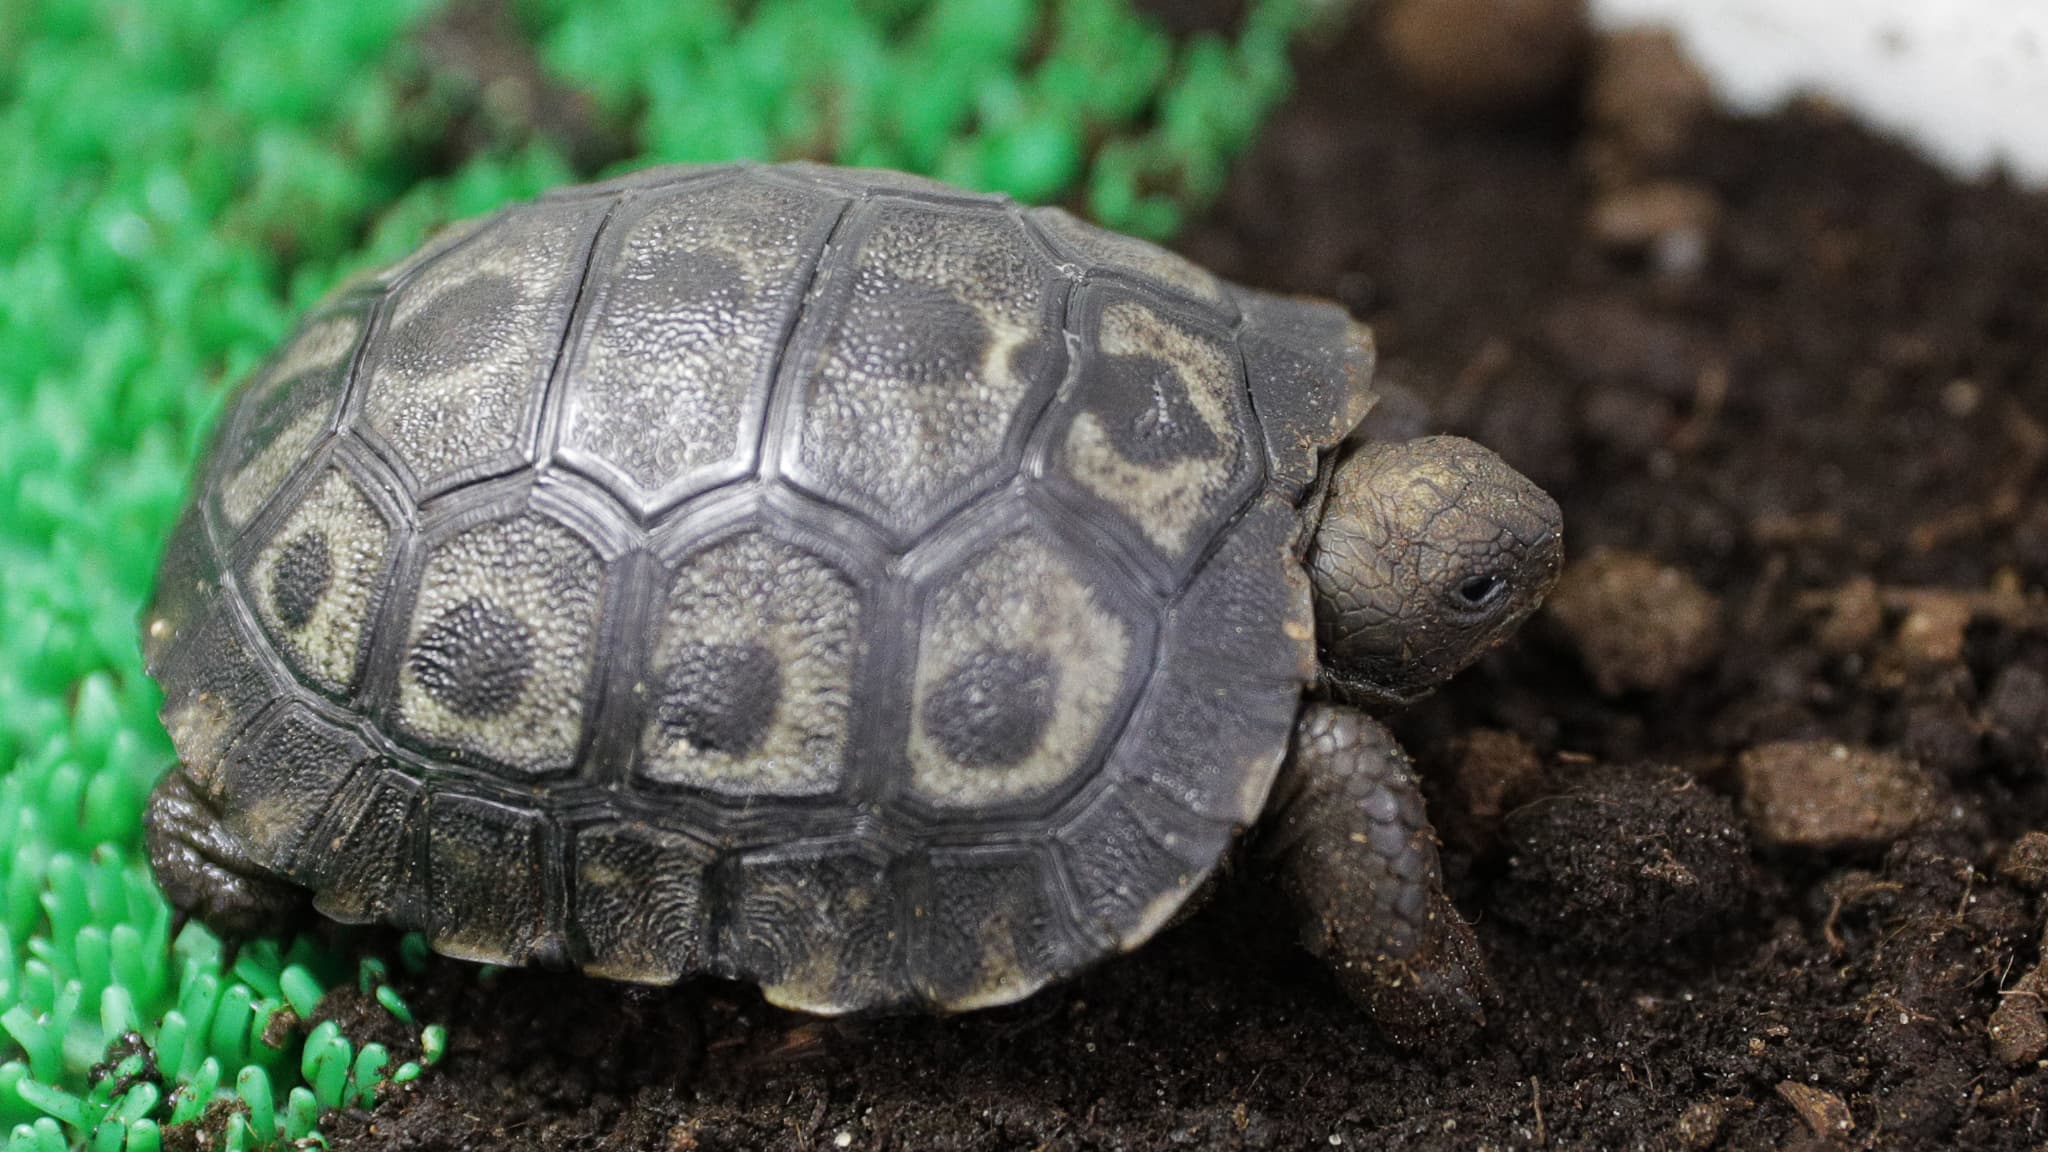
[395,512,604,775]
[358,198,607,493]
[558,177,844,508]
[909,528,1136,810]
[638,531,859,798]
[217,303,367,528]
[143,504,219,679]
[306,766,422,926]
[914,847,1085,1010]
[722,848,909,1013]
[153,610,279,802]
[1116,497,1315,825]
[218,704,374,874]
[1235,290,1377,499]
[790,200,1063,538]
[1057,784,1225,949]
[246,467,396,695]
[1053,292,1256,564]
[573,822,713,983]
[424,792,546,965]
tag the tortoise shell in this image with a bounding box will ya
[143,163,1375,1012]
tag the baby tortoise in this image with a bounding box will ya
[142,162,1561,1042]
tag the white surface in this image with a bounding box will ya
[1590,0,2048,185]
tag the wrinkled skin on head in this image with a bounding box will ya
[1308,436,1563,704]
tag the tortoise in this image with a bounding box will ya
[142,162,1561,1040]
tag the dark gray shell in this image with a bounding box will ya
[144,162,1375,1012]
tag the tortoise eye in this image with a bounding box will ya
[1454,574,1507,610]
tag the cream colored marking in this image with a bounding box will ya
[931,906,1042,1012]
[1119,868,1203,951]
[1064,301,1241,556]
[248,469,394,693]
[434,935,518,966]
[799,209,1045,524]
[941,967,1052,1013]
[639,533,859,797]
[909,532,1130,808]
[363,210,585,487]
[221,311,363,525]
[563,182,823,492]
[1032,207,1225,304]
[163,694,234,788]
[395,514,603,774]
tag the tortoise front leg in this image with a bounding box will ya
[144,767,309,941]
[1262,704,1494,1044]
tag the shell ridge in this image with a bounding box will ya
[753,193,861,483]
[531,191,632,477]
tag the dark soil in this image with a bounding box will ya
[320,14,2048,1152]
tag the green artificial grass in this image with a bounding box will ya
[0,0,1319,1146]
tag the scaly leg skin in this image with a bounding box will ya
[144,767,309,943]
[1262,704,1495,1045]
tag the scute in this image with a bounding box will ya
[217,704,375,875]
[721,847,911,1013]
[786,199,1065,540]
[214,300,369,529]
[392,511,605,775]
[423,792,548,965]
[244,467,395,694]
[913,847,1090,1010]
[304,767,421,926]
[557,176,844,511]
[148,162,1367,1016]
[1058,783,1222,948]
[637,530,861,799]
[572,822,714,983]
[1027,206,1228,306]
[1044,288,1260,575]
[358,197,608,494]
[907,524,1141,811]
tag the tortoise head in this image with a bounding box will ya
[1307,436,1562,705]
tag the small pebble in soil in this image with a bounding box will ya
[1986,969,2048,1067]
[1776,1081,1855,1137]
[1998,831,2048,890]
[1671,1098,1731,1150]
[1378,0,1587,116]
[1737,742,1935,849]
[1583,27,1713,183]
[1544,549,1724,695]
[1496,761,1753,955]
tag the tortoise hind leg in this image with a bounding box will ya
[145,767,310,941]
[1261,704,1495,1045]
